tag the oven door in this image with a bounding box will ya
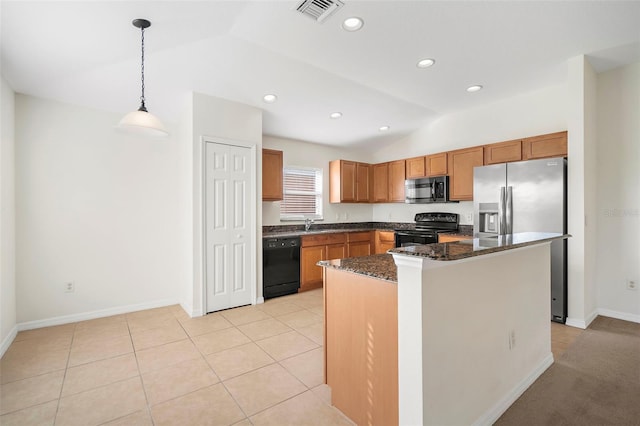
[394,232,437,248]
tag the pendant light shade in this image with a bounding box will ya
[117,18,168,137]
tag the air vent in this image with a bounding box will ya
[296,0,344,23]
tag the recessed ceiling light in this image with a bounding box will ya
[262,94,278,103]
[330,112,343,119]
[417,58,435,68]
[466,85,483,93]
[379,125,390,131]
[342,17,364,32]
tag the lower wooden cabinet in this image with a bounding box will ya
[300,245,325,292]
[300,231,377,291]
[438,234,473,243]
[375,230,395,254]
[300,233,347,292]
[347,231,373,257]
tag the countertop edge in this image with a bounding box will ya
[390,233,570,261]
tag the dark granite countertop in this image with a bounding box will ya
[390,232,569,261]
[318,232,569,282]
[263,221,412,238]
[318,254,398,283]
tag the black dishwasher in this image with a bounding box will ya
[263,236,300,299]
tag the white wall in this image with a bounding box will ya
[595,61,640,321]
[566,56,599,327]
[189,92,263,315]
[15,95,186,325]
[1,76,17,353]
[371,85,568,226]
[262,135,374,226]
[372,85,568,163]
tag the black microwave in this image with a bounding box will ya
[404,176,453,203]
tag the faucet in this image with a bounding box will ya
[304,218,314,232]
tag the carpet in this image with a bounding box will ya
[495,316,640,426]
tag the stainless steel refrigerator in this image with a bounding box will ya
[473,157,567,323]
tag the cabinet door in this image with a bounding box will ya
[341,161,357,202]
[326,243,347,261]
[356,163,371,202]
[348,240,372,258]
[438,234,473,243]
[405,156,426,179]
[426,152,448,176]
[372,163,389,203]
[262,149,283,201]
[300,245,325,292]
[447,147,484,201]
[522,131,568,160]
[375,230,395,254]
[484,140,522,165]
[388,160,406,202]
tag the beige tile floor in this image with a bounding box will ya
[0,289,354,426]
[0,287,583,426]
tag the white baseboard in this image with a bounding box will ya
[1,325,18,358]
[472,353,554,426]
[16,298,180,331]
[180,301,196,318]
[256,296,264,305]
[567,307,639,329]
[598,308,640,324]
[565,317,587,329]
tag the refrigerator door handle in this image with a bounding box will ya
[499,186,506,235]
[506,186,513,234]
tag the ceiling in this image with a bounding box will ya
[2,1,639,149]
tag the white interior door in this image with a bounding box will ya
[205,141,253,313]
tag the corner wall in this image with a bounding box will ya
[566,56,598,327]
[262,135,373,226]
[14,95,186,326]
[1,76,17,354]
[189,92,262,315]
[595,61,640,321]
[371,84,568,226]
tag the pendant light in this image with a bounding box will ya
[117,18,168,137]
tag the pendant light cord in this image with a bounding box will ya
[139,25,147,112]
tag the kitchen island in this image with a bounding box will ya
[319,232,569,426]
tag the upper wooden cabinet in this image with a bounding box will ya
[388,160,406,202]
[329,160,370,203]
[405,156,426,179]
[484,140,522,165]
[447,146,484,201]
[356,163,371,203]
[372,163,389,203]
[426,152,448,176]
[522,131,568,160]
[262,149,283,201]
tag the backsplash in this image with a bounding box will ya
[263,221,416,235]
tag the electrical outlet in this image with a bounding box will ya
[65,282,75,293]
[466,213,473,223]
[627,279,637,291]
[508,329,516,350]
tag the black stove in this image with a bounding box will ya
[394,212,459,247]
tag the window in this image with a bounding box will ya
[280,166,323,220]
